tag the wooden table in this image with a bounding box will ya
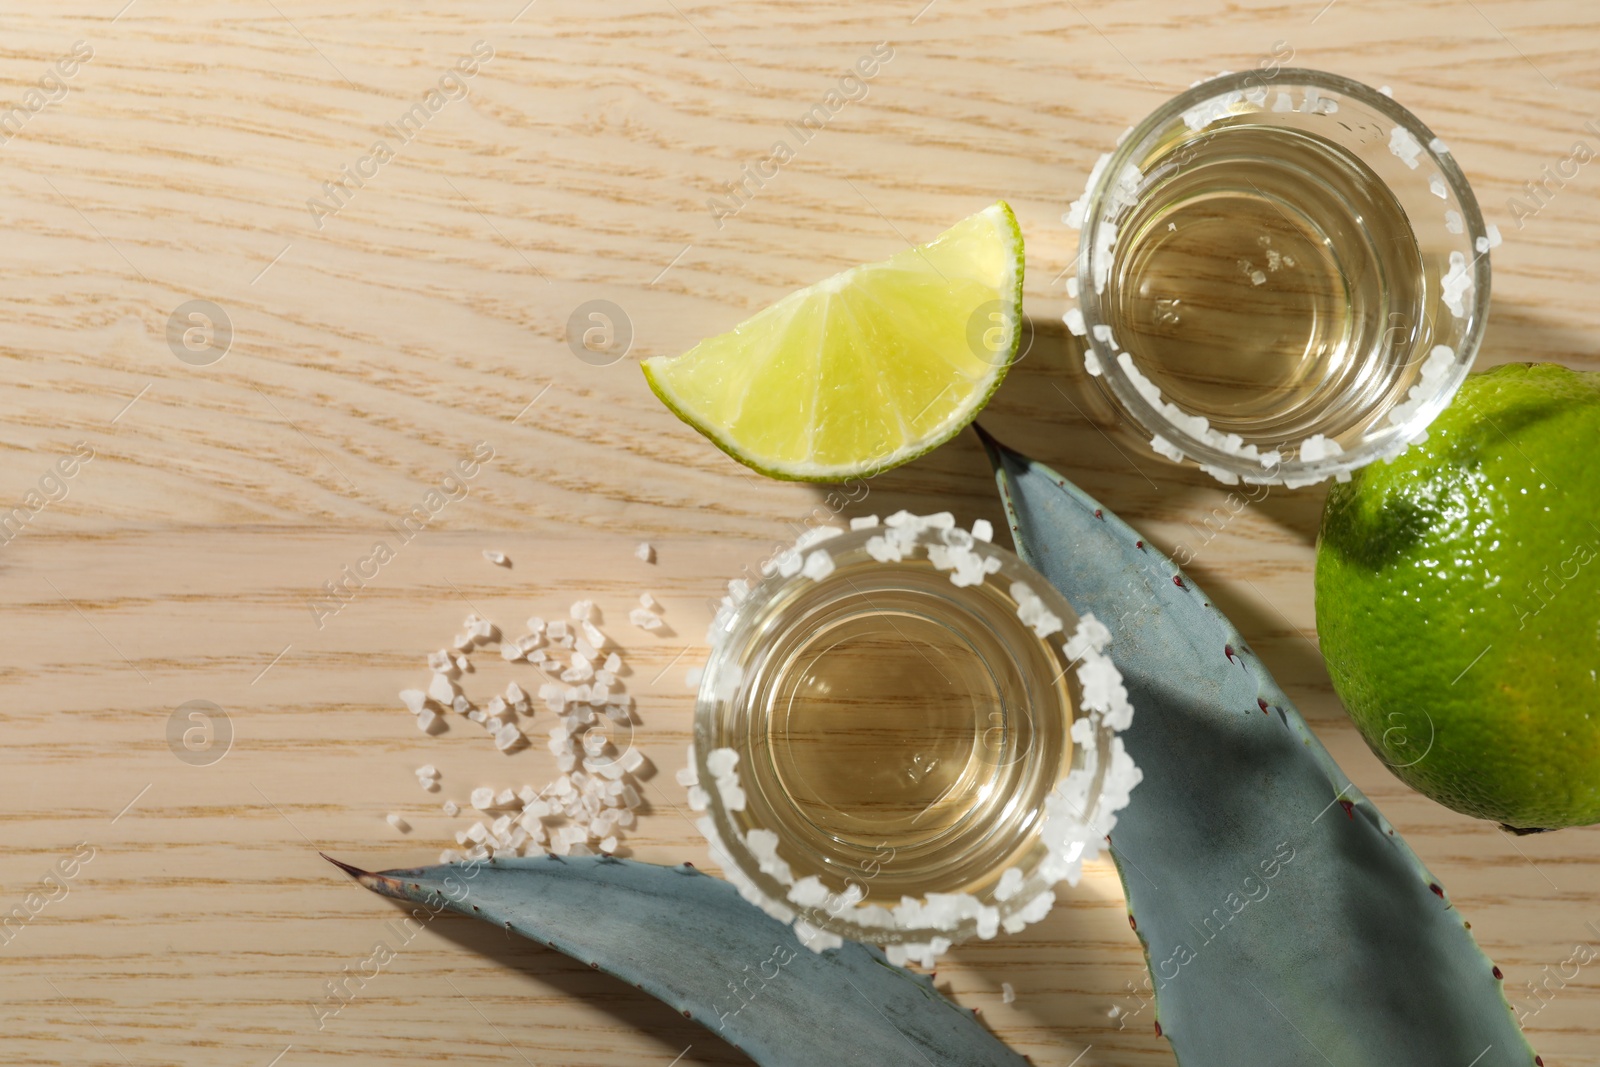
[3,2,1598,1063]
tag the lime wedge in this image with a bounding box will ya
[642,201,1024,481]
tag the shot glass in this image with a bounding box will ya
[686,514,1137,963]
[1065,69,1493,486]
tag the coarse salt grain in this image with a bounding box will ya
[1002,982,1016,1004]
[483,550,508,566]
[1388,126,1423,169]
[801,549,835,581]
[386,813,410,833]
[635,542,655,563]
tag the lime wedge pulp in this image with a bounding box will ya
[642,201,1024,481]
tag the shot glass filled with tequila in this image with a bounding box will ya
[1066,70,1493,486]
[688,514,1136,962]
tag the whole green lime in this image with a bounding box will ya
[1316,362,1600,830]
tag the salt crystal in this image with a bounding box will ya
[483,550,508,566]
[500,644,525,662]
[1001,982,1016,1004]
[635,542,655,563]
[427,674,455,704]
[443,800,460,816]
[416,709,439,732]
[416,764,439,779]
[1149,435,1186,463]
[471,787,495,810]
[1445,209,1463,234]
[801,549,835,581]
[1440,250,1473,317]
[638,592,659,611]
[399,689,427,714]
[971,519,993,543]
[427,651,454,675]
[1388,126,1423,169]
[570,600,594,622]
[452,695,471,715]
[386,813,410,833]
[599,835,618,853]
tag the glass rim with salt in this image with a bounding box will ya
[682,513,1138,965]
[1067,68,1494,488]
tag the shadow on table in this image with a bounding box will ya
[848,316,1326,554]
[417,906,757,1066]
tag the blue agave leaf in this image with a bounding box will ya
[977,427,1537,1066]
[327,854,1029,1067]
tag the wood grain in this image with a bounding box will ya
[2,1,1599,1064]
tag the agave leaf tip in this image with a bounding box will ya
[321,852,404,897]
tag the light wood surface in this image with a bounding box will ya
[3,2,1600,1064]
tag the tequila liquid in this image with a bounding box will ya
[1108,124,1426,439]
[730,557,1074,901]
